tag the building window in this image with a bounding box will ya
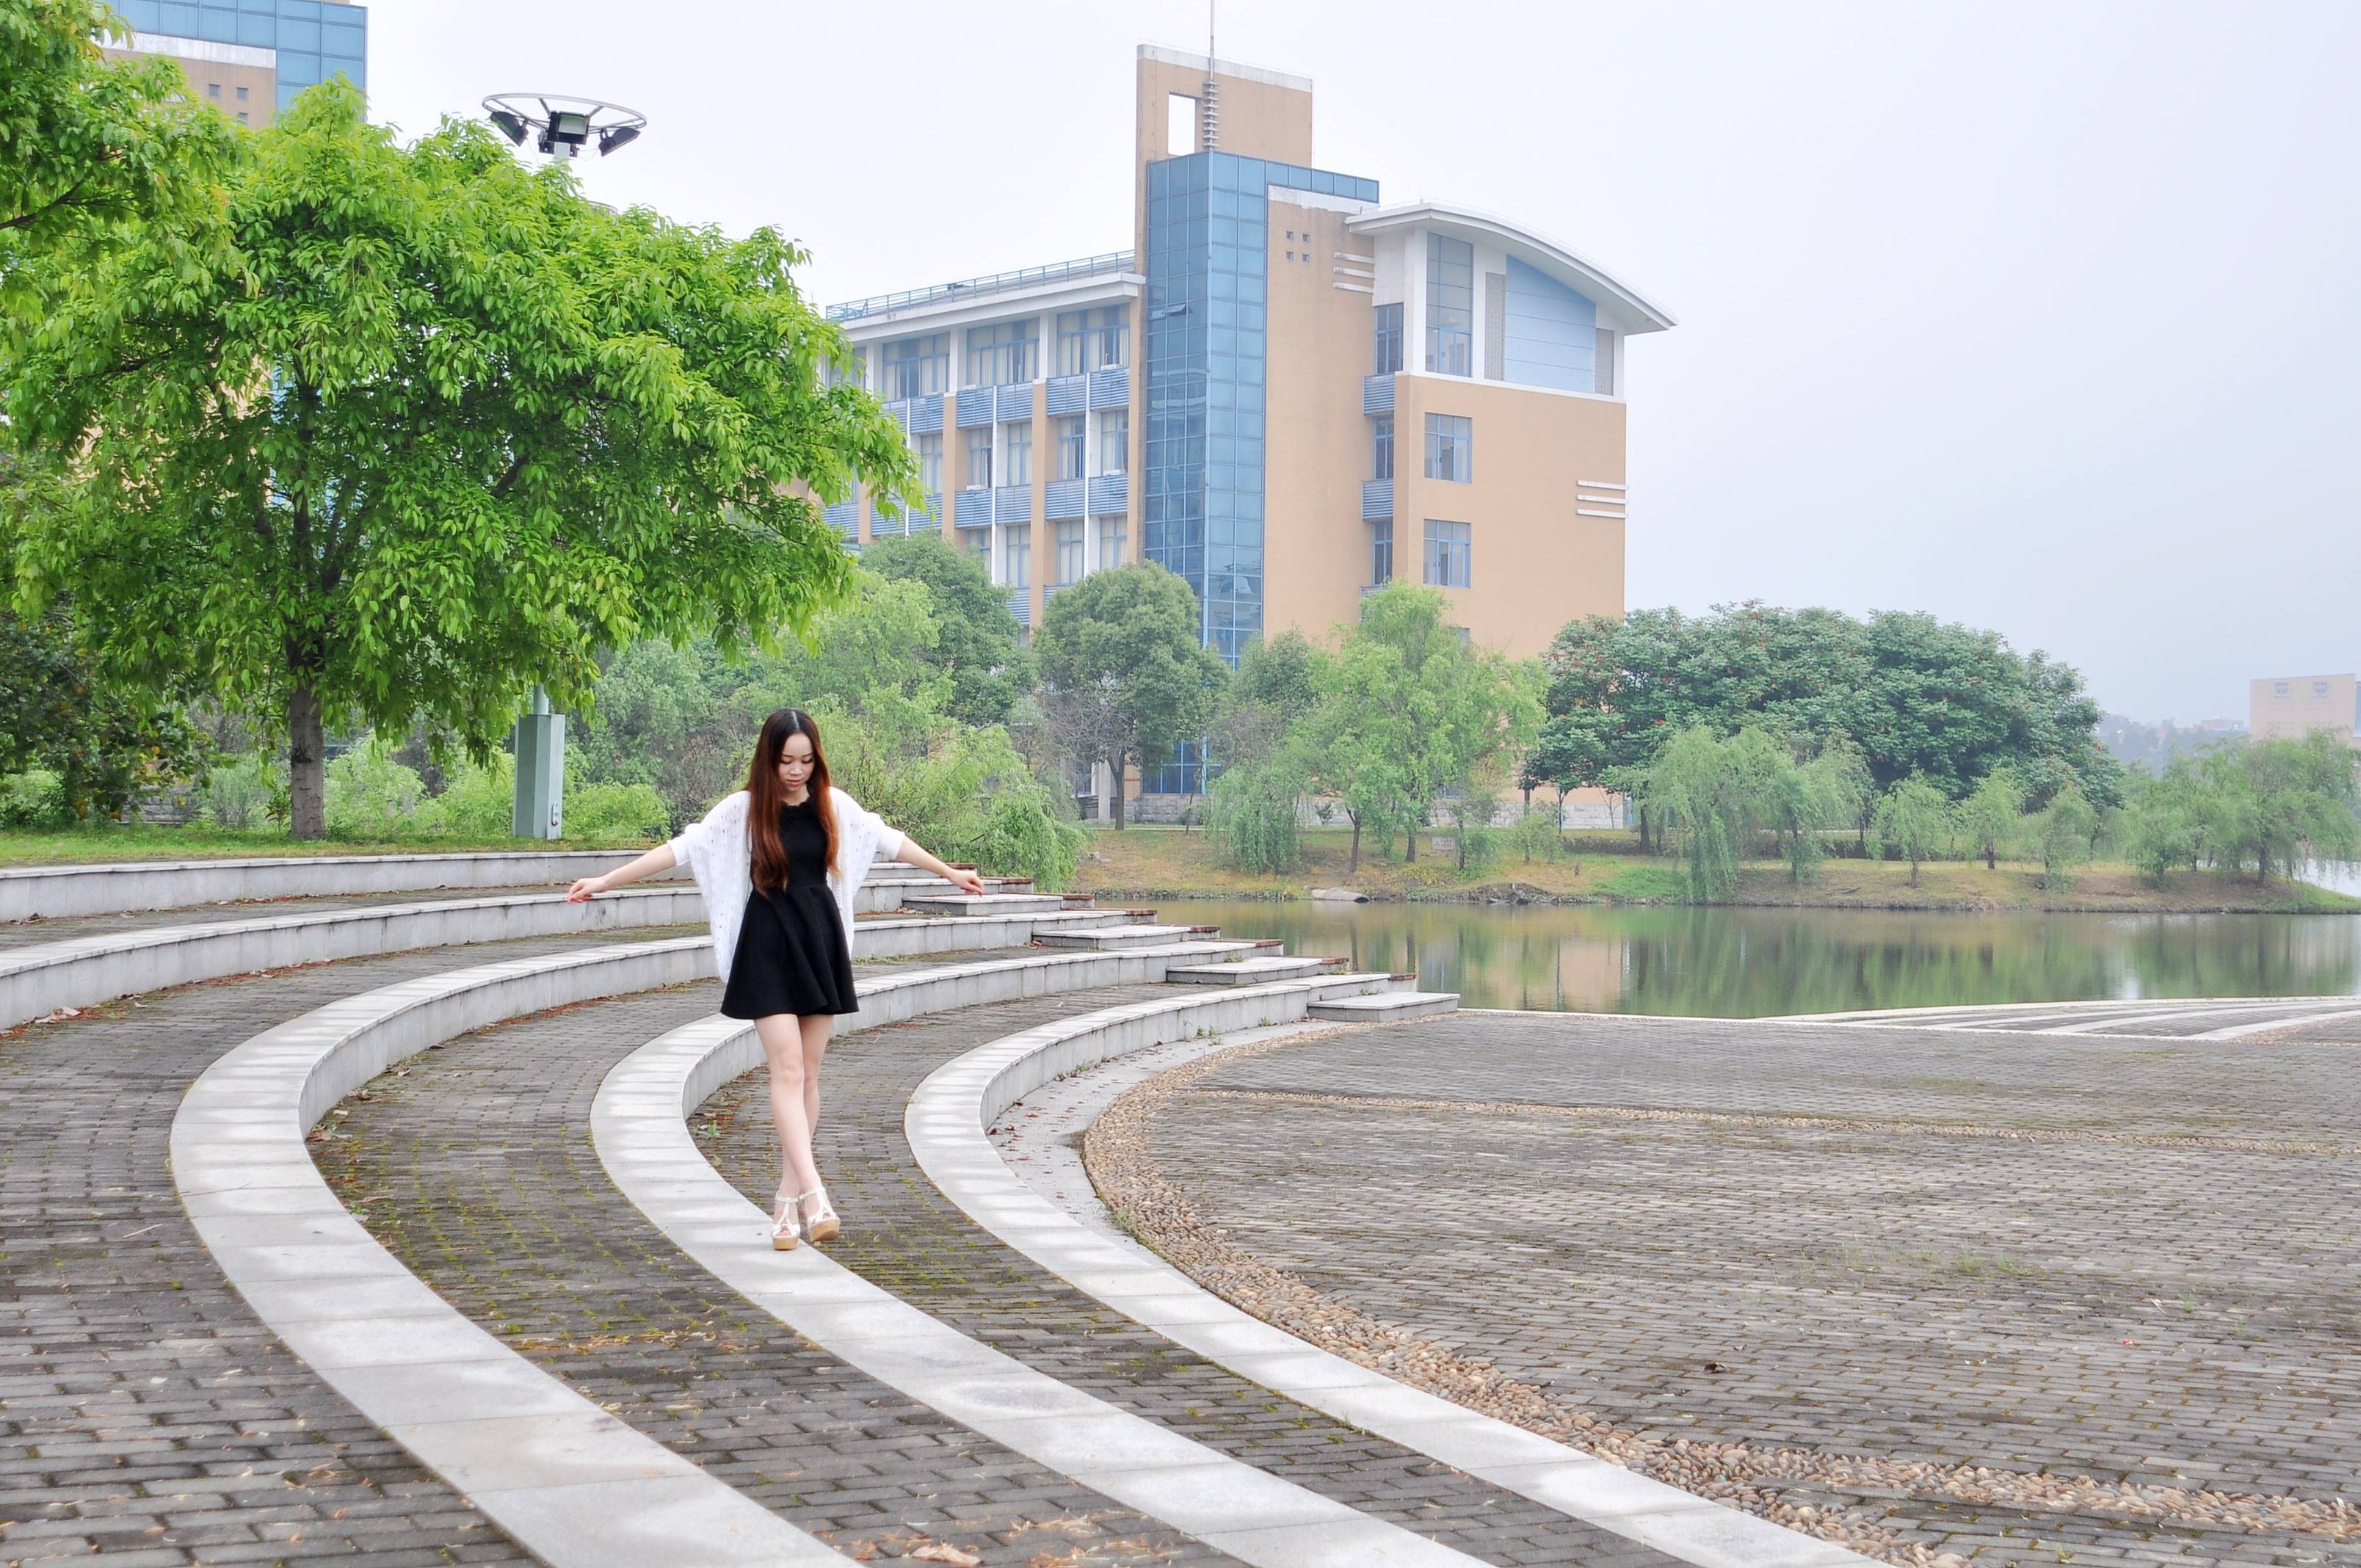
[913,430,943,493]
[1056,305,1129,375]
[882,334,948,400]
[1003,421,1032,486]
[1426,234,1473,377]
[235,112,248,124]
[1098,515,1127,568]
[965,529,990,561]
[1423,519,1471,588]
[1054,415,1086,481]
[1053,519,1084,584]
[1098,408,1129,474]
[965,426,993,488]
[966,319,1037,388]
[236,84,249,101]
[2315,681,2332,697]
[207,81,221,98]
[2275,681,2292,697]
[1424,414,1471,482]
[1373,302,1402,374]
[1370,518,1393,586]
[1371,415,1393,480]
[1004,524,1031,590]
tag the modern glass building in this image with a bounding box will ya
[824,46,1673,817]
[104,0,368,126]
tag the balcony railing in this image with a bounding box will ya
[953,488,992,529]
[1087,472,1128,516]
[1360,479,1393,520]
[826,251,1135,324]
[1362,373,1395,414]
[1008,588,1032,627]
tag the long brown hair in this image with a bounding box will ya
[746,708,839,893]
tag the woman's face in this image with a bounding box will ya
[775,734,816,792]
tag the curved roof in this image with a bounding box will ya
[1346,203,1677,334]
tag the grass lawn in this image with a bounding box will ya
[0,823,662,866]
[1067,824,2361,913]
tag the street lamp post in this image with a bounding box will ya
[482,92,648,839]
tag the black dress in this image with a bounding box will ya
[718,795,860,1020]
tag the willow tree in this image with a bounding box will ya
[3,84,909,835]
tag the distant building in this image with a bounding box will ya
[826,46,1672,668]
[825,45,1672,807]
[101,0,369,130]
[2249,674,2361,744]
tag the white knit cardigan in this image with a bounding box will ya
[665,785,905,983]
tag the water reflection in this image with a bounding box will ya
[1147,900,2361,1017]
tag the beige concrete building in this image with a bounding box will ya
[101,0,368,131]
[2250,674,2361,744]
[826,45,1671,796]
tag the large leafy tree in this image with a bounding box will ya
[1531,603,2119,807]
[3,85,910,836]
[1034,562,1227,830]
[1,0,234,300]
[857,531,1031,727]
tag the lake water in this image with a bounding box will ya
[1145,899,2361,1017]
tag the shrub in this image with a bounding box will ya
[0,770,71,829]
[564,780,672,842]
[427,752,516,838]
[323,743,427,839]
[202,752,283,829]
[1509,801,1562,865]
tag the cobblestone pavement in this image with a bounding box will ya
[1111,1012,2361,1567]
[327,951,1236,1567]
[0,934,675,1568]
[706,990,1683,1568]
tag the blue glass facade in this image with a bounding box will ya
[1143,152,1378,669]
[112,0,369,115]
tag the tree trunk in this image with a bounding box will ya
[1405,803,1420,863]
[1637,805,1651,854]
[1985,843,1995,871]
[1909,854,1921,889]
[1348,809,1362,874]
[288,683,327,841]
[1109,748,1127,831]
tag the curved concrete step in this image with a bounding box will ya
[1038,921,1217,950]
[1,849,691,922]
[1167,954,1347,984]
[1308,989,1459,1022]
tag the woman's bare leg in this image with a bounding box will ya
[799,1014,831,1143]
[752,1013,822,1199]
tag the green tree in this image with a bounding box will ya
[1874,774,1954,888]
[1034,562,1227,831]
[2122,767,2202,888]
[1302,632,1413,873]
[2204,733,2360,883]
[1531,603,2121,807]
[3,87,909,837]
[1346,583,1540,864]
[1636,726,1745,901]
[1753,733,1865,883]
[1,0,235,305]
[0,603,209,819]
[1213,628,1321,772]
[1957,768,2028,871]
[1208,750,1308,874]
[2031,783,2097,890]
[857,531,1031,727]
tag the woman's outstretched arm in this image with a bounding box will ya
[894,838,987,896]
[566,842,678,901]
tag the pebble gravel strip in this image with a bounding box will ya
[1090,1016,2361,1568]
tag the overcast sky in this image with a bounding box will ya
[369,1,2360,725]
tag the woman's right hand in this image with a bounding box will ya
[565,875,606,902]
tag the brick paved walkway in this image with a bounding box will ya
[0,936,667,1567]
[705,993,1681,1567]
[1111,1012,2361,1567]
[326,954,1240,1567]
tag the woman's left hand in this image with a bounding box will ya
[950,868,988,897]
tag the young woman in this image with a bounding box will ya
[567,708,984,1249]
